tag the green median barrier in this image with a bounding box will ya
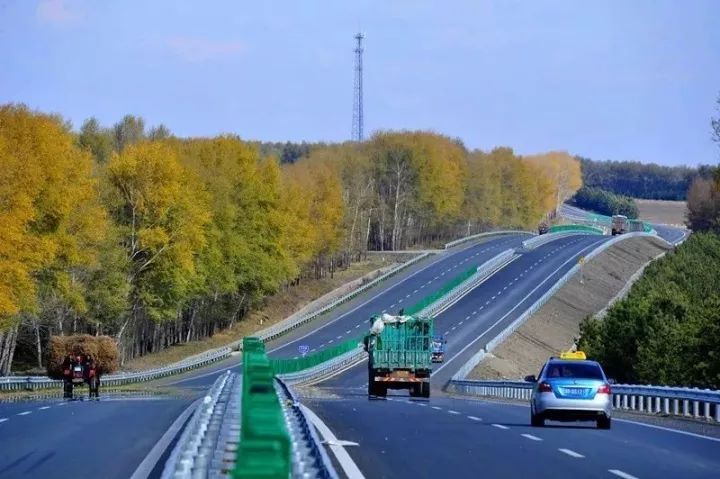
[404,265,477,316]
[270,335,362,375]
[549,224,604,235]
[234,336,290,479]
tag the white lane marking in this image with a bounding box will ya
[417,403,427,407]
[433,238,606,375]
[444,331,450,335]
[381,309,387,313]
[390,304,396,308]
[301,405,366,479]
[413,289,418,294]
[491,424,509,430]
[466,315,471,320]
[459,321,464,325]
[485,301,490,305]
[311,348,317,352]
[405,294,411,298]
[514,277,519,281]
[328,339,334,344]
[448,410,461,415]
[398,299,403,303]
[17,411,31,416]
[467,416,482,421]
[130,398,200,479]
[478,306,484,310]
[346,330,351,334]
[336,336,342,340]
[355,324,360,328]
[0,418,8,423]
[451,327,456,331]
[558,448,584,458]
[608,470,639,479]
[491,296,496,300]
[615,418,720,443]
[503,286,507,290]
[431,406,442,410]
[472,311,477,315]
[56,402,66,406]
[38,406,50,410]
[521,434,542,441]
[420,284,426,289]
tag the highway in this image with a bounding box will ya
[0,233,532,478]
[1,223,709,478]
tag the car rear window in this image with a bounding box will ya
[544,362,604,380]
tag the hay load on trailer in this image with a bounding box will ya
[47,335,119,399]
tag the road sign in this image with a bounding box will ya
[298,345,310,357]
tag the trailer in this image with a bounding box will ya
[365,314,433,399]
[47,335,119,400]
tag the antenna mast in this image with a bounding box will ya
[351,32,365,142]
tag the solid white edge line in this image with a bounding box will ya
[300,404,365,479]
[615,418,720,443]
[129,398,200,479]
[608,470,639,479]
[558,448,584,458]
[433,237,605,375]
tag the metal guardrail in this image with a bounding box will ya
[277,347,366,386]
[276,378,339,479]
[444,230,533,249]
[0,347,232,391]
[452,232,671,381]
[446,379,720,422]
[161,371,240,478]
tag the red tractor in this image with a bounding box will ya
[61,354,101,399]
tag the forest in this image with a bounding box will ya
[579,157,715,200]
[578,233,720,389]
[0,105,581,373]
[571,186,639,218]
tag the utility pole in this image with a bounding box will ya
[351,32,365,142]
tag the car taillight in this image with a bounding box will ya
[538,382,553,393]
[597,384,611,394]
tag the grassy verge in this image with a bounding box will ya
[122,258,392,371]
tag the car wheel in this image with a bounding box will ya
[531,411,545,427]
[597,415,611,429]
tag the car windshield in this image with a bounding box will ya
[544,362,604,380]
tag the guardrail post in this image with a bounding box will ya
[673,399,679,415]
[630,395,636,410]
[663,398,670,415]
[654,396,661,414]
[693,401,699,418]
[638,396,644,412]
[715,404,720,423]
[703,402,710,420]
[622,394,628,410]
[683,400,690,416]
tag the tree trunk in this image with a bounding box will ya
[33,318,43,369]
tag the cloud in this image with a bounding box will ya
[165,36,246,62]
[36,0,82,26]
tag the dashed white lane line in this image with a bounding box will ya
[478,306,484,311]
[503,286,507,290]
[382,309,387,313]
[485,301,490,305]
[417,403,427,407]
[406,294,411,298]
[328,339,334,344]
[346,330,351,334]
[558,448,584,458]
[491,295,496,300]
[355,325,360,328]
[398,299,403,303]
[451,327,456,331]
[38,406,51,410]
[521,434,542,441]
[0,418,8,423]
[17,411,32,416]
[448,410,461,415]
[608,470,639,479]
[459,321,464,325]
[444,330,450,335]
[413,289,419,294]
[390,304,396,308]
[467,416,482,421]
[311,348,317,352]
[465,315,471,320]
[336,336,342,340]
[431,406,442,410]
[56,403,66,406]
[491,424,509,430]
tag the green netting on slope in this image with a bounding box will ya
[270,335,363,375]
[233,337,290,478]
[549,224,604,235]
[403,264,478,316]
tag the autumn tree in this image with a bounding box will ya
[112,114,146,152]
[525,152,582,214]
[79,117,114,163]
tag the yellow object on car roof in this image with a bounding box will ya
[559,351,587,360]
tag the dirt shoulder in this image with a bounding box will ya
[468,235,672,380]
[122,258,398,371]
[636,199,687,226]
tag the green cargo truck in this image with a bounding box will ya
[364,314,433,398]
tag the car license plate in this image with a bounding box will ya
[565,388,586,396]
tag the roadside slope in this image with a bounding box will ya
[469,235,672,379]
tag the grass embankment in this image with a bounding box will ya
[469,236,671,380]
[122,258,392,371]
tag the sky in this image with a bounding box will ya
[1,0,719,166]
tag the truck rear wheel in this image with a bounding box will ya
[421,382,430,398]
[88,376,99,398]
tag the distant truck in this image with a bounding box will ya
[364,314,432,398]
[47,335,119,399]
[431,337,446,363]
[611,215,627,235]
